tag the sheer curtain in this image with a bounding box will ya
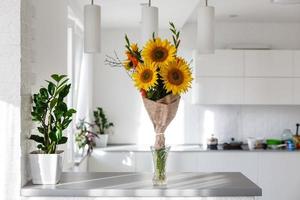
[67,12,94,164]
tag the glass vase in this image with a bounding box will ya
[150,146,171,186]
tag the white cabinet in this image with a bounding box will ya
[196,153,258,183]
[194,50,244,77]
[294,51,300,77]
[258,153,300,200]
[88,151,300,200]
[135,152,200,172]
[193,78,244,104]
[245,50,293,77]
[293,78,300,104]
[193,49,299,105]
[244,78,294,105]
[88,151,135,172]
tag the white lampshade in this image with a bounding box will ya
[84,4,101,53]
[197,6,215,54]
[141,5,158,44]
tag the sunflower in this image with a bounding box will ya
[130,43,139,52]
[123,60,133,71]
[133,62,158,91]
[142,38,176,67]
[161,57,193,95]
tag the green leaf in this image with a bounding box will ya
[58,84,71,99]
[51,74,67,83]
[51,74,60,82]
[50,98,58,109]
[49,130,57,142]
[58,136,68,144]
[39,88,48,99]
[55,128,63,141]
[65,108,76,117]
[48,82,55,96]
[29,135,44,144]
[125,34,130,46]
[57,78,69,89]
[37,127,45,134]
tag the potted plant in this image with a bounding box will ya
[29,74,76,184]
[93,107,114,147]
[75,119,98,155]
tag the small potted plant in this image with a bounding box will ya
[29,74,76,184]
[93,107,114,147]
[75,119,98,155]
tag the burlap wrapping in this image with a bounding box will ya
[142,94,181,150]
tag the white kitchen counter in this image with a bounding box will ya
[92,144,300,152]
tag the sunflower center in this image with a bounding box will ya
[152,47,168,62]
[141,69,153,83]
[168,69,184,86]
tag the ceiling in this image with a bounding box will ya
[76,0,300,29]
[188,0,300,24]
[77,0,199,28]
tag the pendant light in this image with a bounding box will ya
[84,0,101,53]
[197,0,215,54]
[141,0,158,44]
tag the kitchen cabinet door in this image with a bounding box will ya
[197,153,258,183]
[167,152,200,172]
[135,152,152,172]
[194,50,244,77]
[258,153,300,200]
[192,78,244,104]
[88,151,135,172]
[244,78,293,105]
[293,78,300,104]
[135,152,200,172]
[294,51,300,77]
[245,50,293,77]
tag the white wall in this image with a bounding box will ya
[94,23,300,145]
[0,0,24,199]
[30,0,67,92]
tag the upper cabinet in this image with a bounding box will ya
[193,50,300,105]
[245,50,294,77]
[294,51,300,77]
[194,50,244,77]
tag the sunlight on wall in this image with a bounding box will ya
[0,100,20,199]
[137,100,185,145]
[202,110,215,149]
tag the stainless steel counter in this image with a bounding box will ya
[21,172,262,197]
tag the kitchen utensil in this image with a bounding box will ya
[293,123,300,149]
[247,137,256,150]
[223,138,243,150]
[281,129,293,141]
[207,134,218,150]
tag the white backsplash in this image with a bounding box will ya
[184,103,300,144]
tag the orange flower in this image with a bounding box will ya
[126,52,139,67]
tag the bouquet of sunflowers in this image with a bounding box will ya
[106,23,193,185]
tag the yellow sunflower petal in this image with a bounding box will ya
[142,38,176,67]
[131,43,139,52]
[161,57,193,95]
[132,62,158,90]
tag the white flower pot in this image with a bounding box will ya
[29,151,63,184]
[95,134,109,147]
